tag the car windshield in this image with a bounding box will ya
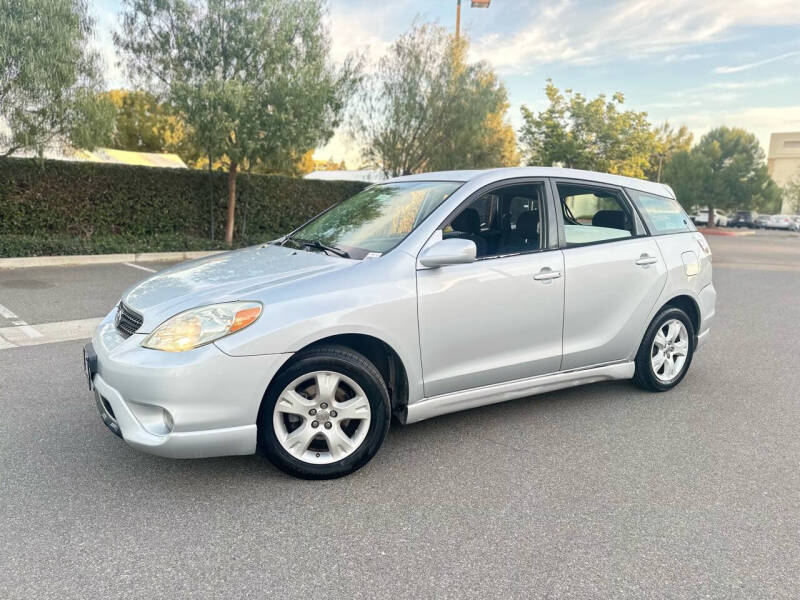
[284,181,461,259]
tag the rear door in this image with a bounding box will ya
[553,179,667,370]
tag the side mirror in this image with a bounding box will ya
[419,238,477,268]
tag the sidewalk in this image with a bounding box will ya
[0,250,223,270]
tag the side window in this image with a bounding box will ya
[627,189,694,235]
[444,183,545,258]
[557,183,635,246]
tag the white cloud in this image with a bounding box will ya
[652,105,800,151]
[715,50,800,74]
[468,0,800,72]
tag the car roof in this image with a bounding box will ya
[387,167,676,199]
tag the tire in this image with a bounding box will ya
[632,307,695,392]
[258,344,391,479]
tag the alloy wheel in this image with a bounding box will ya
[650,319,690,382]
[272,370,371,464]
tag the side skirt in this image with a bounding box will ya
[404,362,635,424]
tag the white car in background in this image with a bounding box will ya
[767,214,795,230]
[692,209,728,227]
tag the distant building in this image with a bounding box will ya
[304,169,386,183]
[10,144,187,169]
[767,132,800,214]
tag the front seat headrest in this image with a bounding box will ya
[592,210,627,230]
[451,208,481,235]
[516,210,539,240]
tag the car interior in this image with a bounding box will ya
[443,183,544,258]
[557,183,635,246]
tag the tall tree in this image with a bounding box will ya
[352,24,516,176]
[519,80,656,179]
[116,0,358,245]
[647,122,693,182]
[0,0,114,156]
[663,127,781,222]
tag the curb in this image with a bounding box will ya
[0,250,225,270]
[700,228,756,237]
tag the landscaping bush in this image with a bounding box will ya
[0,157,368,255]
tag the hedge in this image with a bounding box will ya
[0,157,368,255]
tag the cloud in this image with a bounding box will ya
[468,0,800,72]
[715,50,800,74]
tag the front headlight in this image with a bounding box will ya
[142,301,262,352]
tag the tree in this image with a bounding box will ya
[116,0,358,245]
[662,127,781,223]
[781,176,800,214]
[101,90,199,162]
[519,80,656,179]
[352,24,517,176]
[0,0,114,156]
[647,122,693,182]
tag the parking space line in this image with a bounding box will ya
[0,317,101,349]
[123,262,157,273]
[0,302,19,319]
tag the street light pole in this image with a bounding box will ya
[456,1,490,40]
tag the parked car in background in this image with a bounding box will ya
[766,214,795,230]
[691,209,728,227]
[729,211,759,228]
[755,215,771,229]
[84,167,716,479]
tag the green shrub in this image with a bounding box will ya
[0,233,261,257]
[0,157,368,255]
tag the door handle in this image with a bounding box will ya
[635,254,658,266]
[533,268,562,281]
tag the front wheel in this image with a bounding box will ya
[258,344,391,479]
[633,307,695,392]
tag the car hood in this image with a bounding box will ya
[122,243,351,328]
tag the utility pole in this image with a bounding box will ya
[456,1,491,40]
[657,152,665,183]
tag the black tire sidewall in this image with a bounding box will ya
[636,307,696,392]
[258,347,391,479]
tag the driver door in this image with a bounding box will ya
[416,181,565,398]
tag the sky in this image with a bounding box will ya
[91,0,800,168]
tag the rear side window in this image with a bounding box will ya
[628,189,695,235]
[557,183,636,246]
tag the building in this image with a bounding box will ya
[10,144,187,169]
[767,132,800,214]
[304,169,386,183]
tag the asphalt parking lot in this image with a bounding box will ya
[2,230,799,599]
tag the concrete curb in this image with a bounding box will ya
[701,229,756,237]
[0,250,225,270]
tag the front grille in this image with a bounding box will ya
[116,302,143,337]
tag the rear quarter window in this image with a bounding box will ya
[627,189,695,235]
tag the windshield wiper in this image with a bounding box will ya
[293,237,350,259]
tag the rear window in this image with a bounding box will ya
[627,189,694,235]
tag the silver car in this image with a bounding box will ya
[84,168,716,478]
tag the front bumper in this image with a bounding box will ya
[88,315,292,459]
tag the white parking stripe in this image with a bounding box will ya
[0,317,101,349]
[123,262,157,273]
[0,302,19,319]
[12,321,44,338]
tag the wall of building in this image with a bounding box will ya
[767,132,800,214]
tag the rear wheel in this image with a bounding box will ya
[633,307,695,392]
[258,344,391,479]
